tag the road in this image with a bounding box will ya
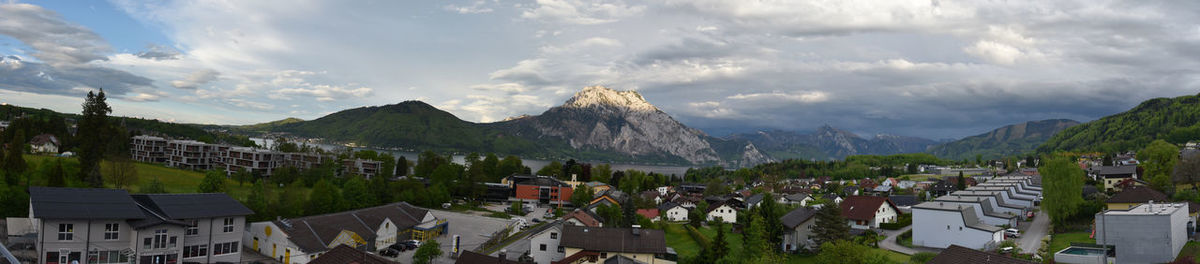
[1017,211,1050,253]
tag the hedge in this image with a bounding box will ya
[880,214,913,230]
[685,225,712,249]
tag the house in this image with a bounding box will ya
[677,183,706,194]
[928,180,957,197]
[342,159,382,178]
[528,223,565,264]
[243,202,445,264]
[556,226,673,264]
[779,207,819,252]
[842,186,860,196]
[868,185,893,196]
[911,202,1004,250]
[657,203,688,222]
[27,187,254,264]
[563,209,603,227]
[928,245,1035,264]
[1094,203,1189,263]
[1106,186,1169,210]
[743,193,765,209]
[639,190,664,205]
[636,209,660,222]
[1092,165,1139,192]
[948,191,1027,216]
[506,175,574,206]
[881,178,900,188]
[456,250,526,264]
[933,196,1019,227]
[166,140,224,171]
[888,195,920,213]
[29,134,59,154]
[309,244,399,264]
[130,135,168,163]
[586,182,612,193]
[705,202,738,224]
[669,194,701,209]
[590,190,628,208]
[821,193,843,205]
[779,193,813,206]
[1112,178,1149,191]
[896,180,917,190]
[840,196,900,229]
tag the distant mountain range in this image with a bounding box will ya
[723,126,939,160]
[1038,93,1200,153]
[927,119,1080,160]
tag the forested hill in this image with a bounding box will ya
[1038,93,1200,153]
[927,119,1079,160]
[0,104,255,148]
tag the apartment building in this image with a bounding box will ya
[166,140,224,171]
[341,159,383,178]
[130,136,168,164]
[225,147,288,176]
[28,187,254,264]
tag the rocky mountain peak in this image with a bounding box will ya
[562,85,658,112]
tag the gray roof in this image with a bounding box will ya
[131,193,254,219]
[657,202,683,212]
[888,195,919,207]
[744,193,765,206]
[561,226,667,254]
[950,191,1024,209]
[913,202,1002,232]
[29,187,145,220]
[872,185,893,192]
[784,193,809,202]
[274,202,430,253]
[1093,165,1137,177]
[780,207,818,229]
[935,196,1017,219]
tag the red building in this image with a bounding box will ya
[507,175,573,205]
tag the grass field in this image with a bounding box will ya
[784,248,912,264]
[662,224,745,258]
[1176,241,1200,262]
[1048,232,1094,254]
[21,154,302,200]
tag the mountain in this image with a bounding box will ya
[1038,93,1200,153]
[927,119,1079,160]
[723,125,938,160]
[491,86,722,164]
[238,117,304,132]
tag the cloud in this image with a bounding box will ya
[275,84,373,102]
[0,3,111,66]
[170,69,219,89]
[521,0,646,25]
[727,91,830,103]
[444,1,494,14]
[135,44,182,60]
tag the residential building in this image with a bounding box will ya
[1091,165,1139,192]
[911,202,1004,250]
[932,196,1018,227]
[130,136,168,164]
[705,203,737,224]
[1094,202,1189,263]
[456,250,525,264]
[243,202,444,264]
[779,207,818,252]
[225,147,287,176]
[557,226,674,264]
[821,193,843,205]
[657,203,688,222]
[341,159,382,178]
[1112,178,1149,192]
[927,245,1035,264]
[166,140,222,171]
[639,190,664,205]
[636,209,660,222]
[947,191,1026,216]
[27,187,253,264]
[888,195,919,214]
[307,244,398,264]
[506,175,574,206]
[779,194,813,206]
[30,134,59,154]
[563,210,602,227]
[528,223,564,264]
[742,193,764,209]
[964,187,1035,208]
[840,196,900,229]
[1106,186,1170,210]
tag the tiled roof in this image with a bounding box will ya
[1106,186,1169,204]
[839,196,898,221]
[927,245,1035,264]
[780,207,818,229]
[310,244,399,264]
[29,187,144,220]
[560,226,667,254]
[636,209,659,219]
[564,209,602,227]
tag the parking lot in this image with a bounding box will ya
[387,209,513,264]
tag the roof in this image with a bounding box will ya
[29,134,58,146]
[872,185,893,192]
[130,193,254,219]
[560,226,667,254]
[780,207,818,229]
[273,202,430,253]
[839,196,899,221]
[705,202,736,214]
[822,193,839,200]
[29,187,145,220]
[509,175,570,187]
[636,209,659,219]
[784,193,809,202]
[913,202,1003,232]
[927,245,1035,264]
[888,195,919,207]
[603,255,647,264]
[310,244,399,264]
[1094,165,1137,177]
[657,202,684,212]
[1106,186,1169,204]
[744,193,765,205]
[128,205,189,229]
[564,209,602,227]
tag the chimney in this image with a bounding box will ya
[499,249,507,261]
[632,225,642,236]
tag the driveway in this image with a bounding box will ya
[878,226,940,255]
[1017,211,1049,253]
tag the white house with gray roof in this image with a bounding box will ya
[911,202,1004,250]
[242,202,440,264]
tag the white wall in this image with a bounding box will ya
[664,207,688,222]
[912,208,1001,250]
[528,225,564,264]
[706,205,737,224]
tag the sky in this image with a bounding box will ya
[0,0,1198,140]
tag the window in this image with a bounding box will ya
[540,244,546,251]
[144,238,152,249]
[600,252,607,259]
[185,220,199,236]
[213,241,239,255]
[183,245,208,258]
[153,229,168,249]
[88,250,129,264]
[104,224,120,240]
[223,218,235,233]
[557,246,564,253]
[169,236,177,248]
[550,232,557,239]
[57,224,73,241]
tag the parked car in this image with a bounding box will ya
[1026,211,1035,218]
[378,248,400,257]
[1005,228,1021,238]
[388,243,409,252]
[532,218,542,223]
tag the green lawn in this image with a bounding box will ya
[1048,232,1094,254]
[1176,241,1200,262]
[21,155,296,200]
[662,224,745,259]
[784,248,912,264]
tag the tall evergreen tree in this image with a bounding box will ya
[710,221,730,260]
[956,171,966,190]
[810,201,850,247]
[4,130,27,178]
[78,90,112,187]
[396,156,409,176]
[47,159,66,187]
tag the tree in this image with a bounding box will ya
[396,156,410,176]
[976,154,983,166]
[497,155,523,179]
[810,200,850,246]
[481,153,500,181]
[276,185,307,218]
[595,204,623,226]
[708,221,730,260]
[755,194,786,248]
[46,159,66,187]
[270,166,297,185]
[198,170,227,193]
[342,176,376,210]
[956,171,966,190]
[742,213,783,263]
[690,201,708,227]
[1040,157,1085,227]
[592,164,613,184]
[79,90,112,187]
[816,240,889,264]
[307,179,342,215]
[411,240,442,264]
[141,177,167,193]
[245,181,272,221]
[538,161,563,177]
[3,130,27,178]
[570,185,594,207]
[510,201,524,215]
[414,150,447,177]
[1174,153,1200,189]
[104,157,138,190]
[704,178,731,197]
[1140,140,1180,194]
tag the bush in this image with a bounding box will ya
[880,214,913,230]
[685,225,712,249]
[909,252,937,264]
